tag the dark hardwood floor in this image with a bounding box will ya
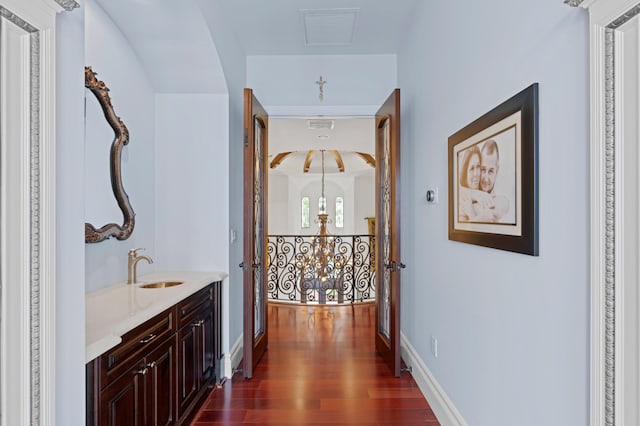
[192,302,439,425]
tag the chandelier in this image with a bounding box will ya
[297,150,342,284]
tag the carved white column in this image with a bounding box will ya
[566,0,640,424]
[0,1,77,424]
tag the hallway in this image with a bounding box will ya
[192,303,439,425]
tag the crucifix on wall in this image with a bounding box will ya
[316,75,327,101]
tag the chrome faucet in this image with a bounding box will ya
[127,248,153,284]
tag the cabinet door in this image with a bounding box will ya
[177,322,199,413]
[146,336,177,426]
[99,363,145,426]
[101,308,175,389]
[212,281,222,382]
[200,306,215,384]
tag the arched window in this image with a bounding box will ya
[301,196,310,228]
[318,196,327,214]
[335,197,344,228]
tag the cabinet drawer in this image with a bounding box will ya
[177,285,212,329]
[100,307,175,388]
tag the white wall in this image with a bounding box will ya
[268,173,289,235]
[196,0,246,361]
[56,4,86,423]
[270,171,375,236]
[154,94,229,272]
[283,174,353,235]
[354,174,375,234]
[84,0,156,292]
[398,1,589,424]
[53,2,234,423]
[247,54,396,113]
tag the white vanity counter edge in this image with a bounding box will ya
[85,270,227,363]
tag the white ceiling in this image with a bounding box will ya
[94,0,421,93]
[269,118,374,153]
[208,0,422,56]
[269,117,375,176]
[205,0,418,170]
[94,0,227,94]
[93,0,418,172]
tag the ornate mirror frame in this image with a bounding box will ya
[84,66,135,243]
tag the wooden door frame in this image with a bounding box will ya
[241,92,401,377]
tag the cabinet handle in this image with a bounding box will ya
[135,367,148,376]
[147,361,156,369]
[139,334,156,344]
[191,319,205,328]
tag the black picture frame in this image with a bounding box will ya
[448,83,538,256]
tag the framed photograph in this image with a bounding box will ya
[448,83,538,255]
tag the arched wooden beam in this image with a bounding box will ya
[270,151,294,169]
[330,150,345,172]
[355,152,376,168]
[303,150,315,173]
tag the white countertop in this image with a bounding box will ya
[85,271,227,363]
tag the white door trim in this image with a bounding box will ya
[568,0,640,424]
[0,0,77,424]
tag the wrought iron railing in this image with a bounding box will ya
[267,235,376,304]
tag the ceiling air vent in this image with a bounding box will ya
[301,8,359,46]
[307,119,334,130]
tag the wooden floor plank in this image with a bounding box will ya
[320,398,430,410]
[192,303,440,425]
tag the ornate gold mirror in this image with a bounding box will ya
[84,66,135,243]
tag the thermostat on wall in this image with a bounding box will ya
[426,188,438,204]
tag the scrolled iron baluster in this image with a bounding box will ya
[267,234,377,305]
[267,239,278,298]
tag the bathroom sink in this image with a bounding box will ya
[139,281,184,289]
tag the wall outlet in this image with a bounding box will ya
[431,335,438,358]
[230,229,237,243]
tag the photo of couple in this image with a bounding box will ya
[449,84,536,254]
[457,129,516,224]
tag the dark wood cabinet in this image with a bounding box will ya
[145,335,177,426]
[201,305,215,382]
[87,281,222,426]
[98,360,145,426]
[176,285,217,423]
[177,318,199,412]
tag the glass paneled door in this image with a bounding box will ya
[242,88,268,379]
[375,89,403,377]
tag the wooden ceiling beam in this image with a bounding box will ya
[303,150,315,173]
[330,150,345,172]
[270,151,294,169]
[355,152,376,168]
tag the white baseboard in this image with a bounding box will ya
[401,332,467,426]
[223,334,243,379]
